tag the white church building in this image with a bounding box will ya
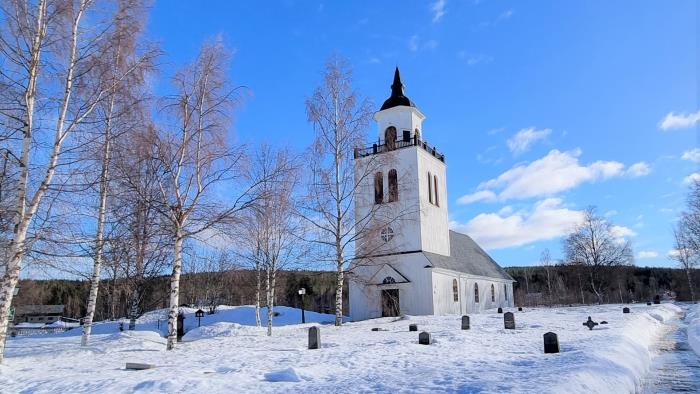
[348,68,515,321]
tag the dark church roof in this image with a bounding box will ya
[423,231,514,281]
[380,67,417,111]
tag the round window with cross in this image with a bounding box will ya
[381,226,395,242]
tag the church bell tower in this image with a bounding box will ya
[354,68,450,258]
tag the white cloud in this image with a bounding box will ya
[457,51,493,66]
[408,35,438,52]
[506,127,551,155]
[610,225,636,239]
[626,162,651,177]
[668,249,681,258]
[682,148,700,162]
[457,190,497,204]
[431,0,446,23]
[497,9,514,21]
[452,198,584,250]
[471,149,624,202]
[659,109,700,130]
[604,210,618,217]
[684,172,700,185]
[408,35,419,52]
[637,250,659,259]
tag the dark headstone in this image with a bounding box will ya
[623,307,630,314]
[600,321,608,325]
[582,316,598,330]
[461,315,470,330]
[371,327,380,331]
[176,312,185,341]
[409,324,418,332]
[504,312,515,329]
[518,307,523,312]
[646,302,652,306]
[308,326,321,349]
[497,307,503,314]
[125,362,155,370]
[654,295,661,304]
[418,331,431,345]
[543,332,559,354]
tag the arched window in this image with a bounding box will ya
[382,276,396,284]
[388,169,398,202]
[474,283,480,303]
[374,172,383,204]
[491,284,495,302]
[433,175,439,207]
[385,127,397,151]
[453,279,459,302]
[428,172,433,204]
[504,284,508,301]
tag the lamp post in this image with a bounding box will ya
[195,309,205,328]
[298,288,306,324]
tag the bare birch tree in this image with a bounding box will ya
[301,56,400,326]
[152,41,263,350]
[673,180,700,302]
[81,0,156,346]
[0,0,146,361]
[563,207,633,304]
[540,248,554,305]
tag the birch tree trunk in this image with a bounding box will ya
[81,121,112,346]
[265,265,276,336]
[255,256,262,327]
[128,288,139,330]
[166,226,184,350]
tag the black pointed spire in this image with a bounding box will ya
[380,67,416,111]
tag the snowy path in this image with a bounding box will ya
[640,303,700,393]
[0,304,684,393]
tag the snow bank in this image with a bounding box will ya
[552,303,681,394]
[686,304,700,357]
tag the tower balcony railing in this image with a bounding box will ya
[353,135,445,162]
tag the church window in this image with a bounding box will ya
[385,127,397,151]
[434,175,439,207]
[382,276,396,284]
[388,169,398,202]
[380,226,394,243]
[374,172,383,204]
[504,284,508,301]
[491,284,495,302]
[474,283,479,303]
[453,279,459,302]
[428,172,433,204]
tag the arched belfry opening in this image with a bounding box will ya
[385,126,397,151]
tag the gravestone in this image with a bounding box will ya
[646,301,652,306]
[504,312,515,329]
[418,331,432,345]
[125,362,155,370]
[600,321,608,325]
[623,307,630,314]
[308,326,321,349]
[543,332,559,354]
[176,312,185,341]
[497,307,503,314]
[518,307,523,312]
[409,324,418,332]
[654,295,661,304]
[582,316,598,330]
[461,315,470,330]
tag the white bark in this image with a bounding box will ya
[166,226,184,350]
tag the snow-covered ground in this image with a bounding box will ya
[0,303,689,393]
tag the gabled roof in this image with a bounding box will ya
[423,230,514,281]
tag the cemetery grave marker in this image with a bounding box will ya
[543,332,559,354]
[308,326,321,349]
[409,324,418,332]
[504,312,515,330]
[582,316,598,330]
[461,315,470,330]
[418,331,432,345]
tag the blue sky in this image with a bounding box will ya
[146,0,697,268]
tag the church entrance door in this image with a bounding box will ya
[381,289,400,317]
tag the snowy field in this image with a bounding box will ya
[0,303,694,393]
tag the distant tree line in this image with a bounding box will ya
[13,270,347,322]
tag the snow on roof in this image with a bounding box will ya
[423,230,514,281]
